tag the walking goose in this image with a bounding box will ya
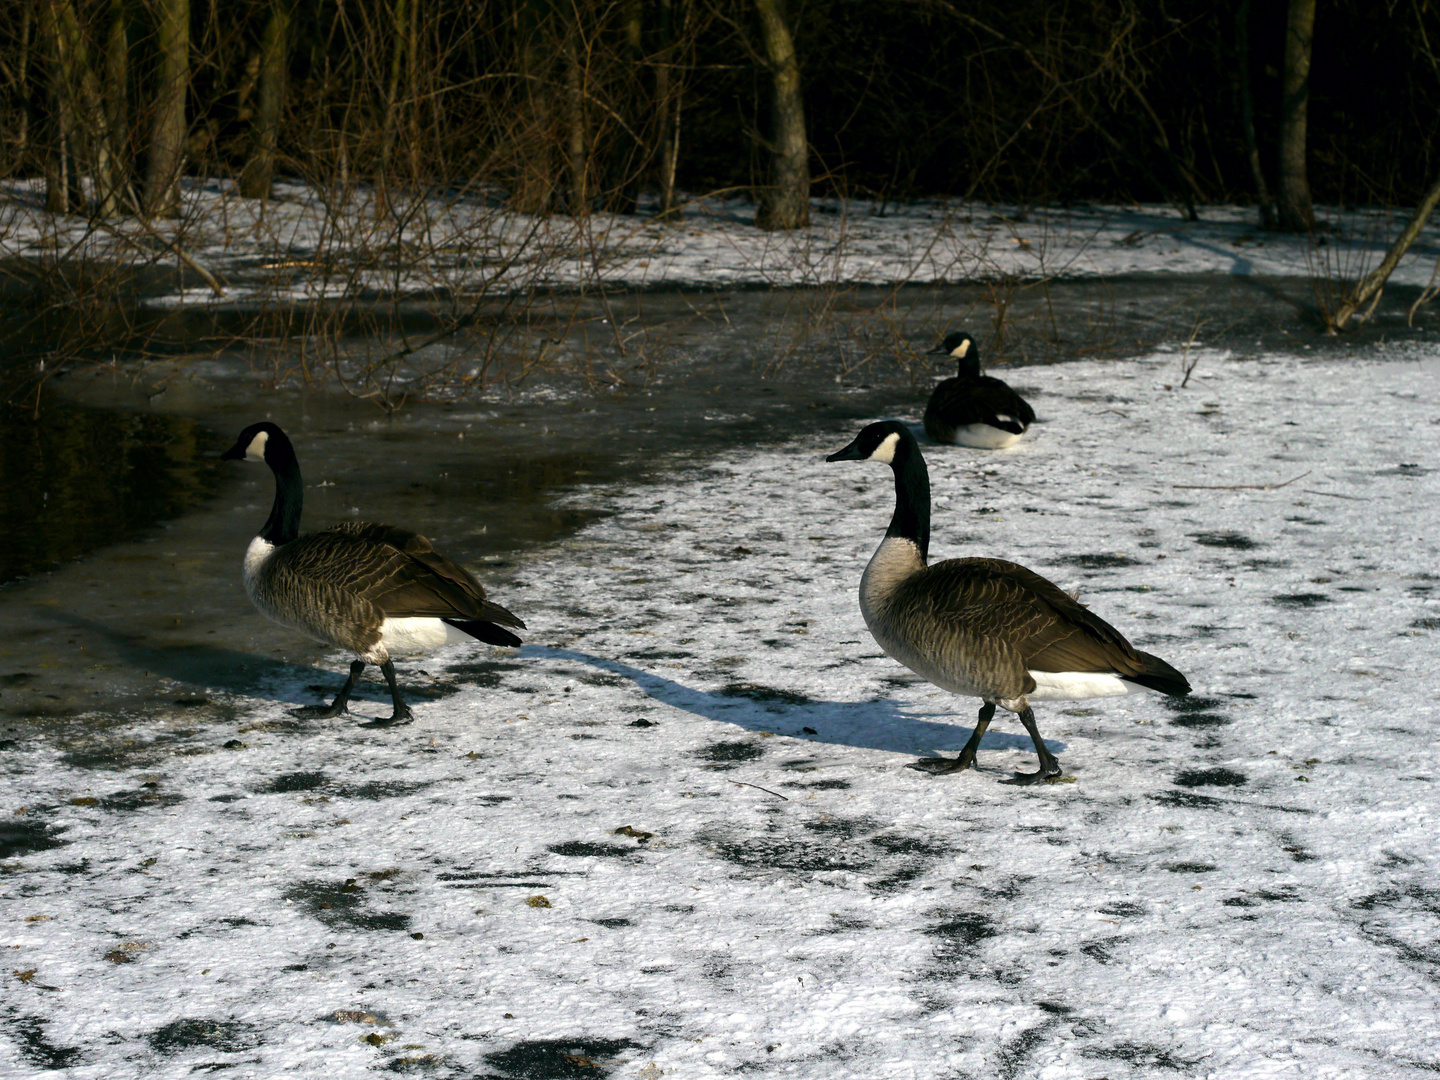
[221,421,524,726]
[923,331,1035,448]
[826,420,1189,783]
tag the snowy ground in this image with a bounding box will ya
[4,176,1440,303]
[4,341,1440,1077]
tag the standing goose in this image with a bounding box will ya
[923,331,1035,448]
[826,420,1189,783]
[221,421,524,727]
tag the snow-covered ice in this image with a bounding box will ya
[5,177,1440,303]
[5,339,1439,1077]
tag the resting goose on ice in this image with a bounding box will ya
[826,420,1190,783]
[221,421,524,726]
[923,331,1035,448]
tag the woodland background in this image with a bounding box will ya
[8,0,1437,230]
[3,0,1439,407]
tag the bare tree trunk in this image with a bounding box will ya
[377,0,410,183]
[510,0,557,215]
[14,5,33,161]
[1275,0,1315,232]
[39,0,124,215]
[1328,171,1440,330]
[752,0,808,231]
[1236,0,1275,229]
[404,0,419,179]
[38,0,76,211]
[610,0,644,211]
[143,0,189,218]
[562,16,589,216]
[655,0,682,217]
[239,0,287,198]
[101,0,132,214]
[658,93,681,216]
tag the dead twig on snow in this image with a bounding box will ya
[1173,471,1310,491]
[727,780,789,801]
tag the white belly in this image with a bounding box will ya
[373,617,472,659]
[952,423,1024,449]
[1021,670,1137,702]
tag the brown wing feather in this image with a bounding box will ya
[896,557,1145,677]
[275,522,525,628]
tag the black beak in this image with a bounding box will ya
[825,440,864,462]
[220,441,247,461]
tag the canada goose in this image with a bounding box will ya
[826,420,1190,783]
[221,421,524,727]
[923,331,1035,448]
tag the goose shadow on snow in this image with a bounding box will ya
[25,608,453,716]
[24,610,1066,767]
[524,646,1065,767]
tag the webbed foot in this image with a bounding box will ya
[908,704,993,777]
[1001,765,1072,786]
[291,661,366,720]
[290,702,349,719]
[358,706,414,729]
[1006,706,1069,784]
[908,751,979,775]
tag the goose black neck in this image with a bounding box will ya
[886,440,931,562]
[260,436,304,545]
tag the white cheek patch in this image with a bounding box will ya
[869,431,902,464]
[950,339,972,359]
[245,430,269,462]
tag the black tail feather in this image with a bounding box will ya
[446,619,523,648]
[1123,651,1192,696]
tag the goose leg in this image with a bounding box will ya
[1005,706,1066,785]
[912,702,994,775]
[358,659,415,727]
[293,660,367,718]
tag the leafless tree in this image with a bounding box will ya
[509,1,560,214]
[238,0,291,199]
[1275,0,1316,232]
[142,0,190,217]
[1327,172,1440,329]
[1235,0,1275,229]
[38,0,128,214]
[651,0,686,215]
[751,0,809,230]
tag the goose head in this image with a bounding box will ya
[825,419,916,466]
[827,420,933,569]
[222,421,297,471]
[927,330,981,378]
[222,421,303,544]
